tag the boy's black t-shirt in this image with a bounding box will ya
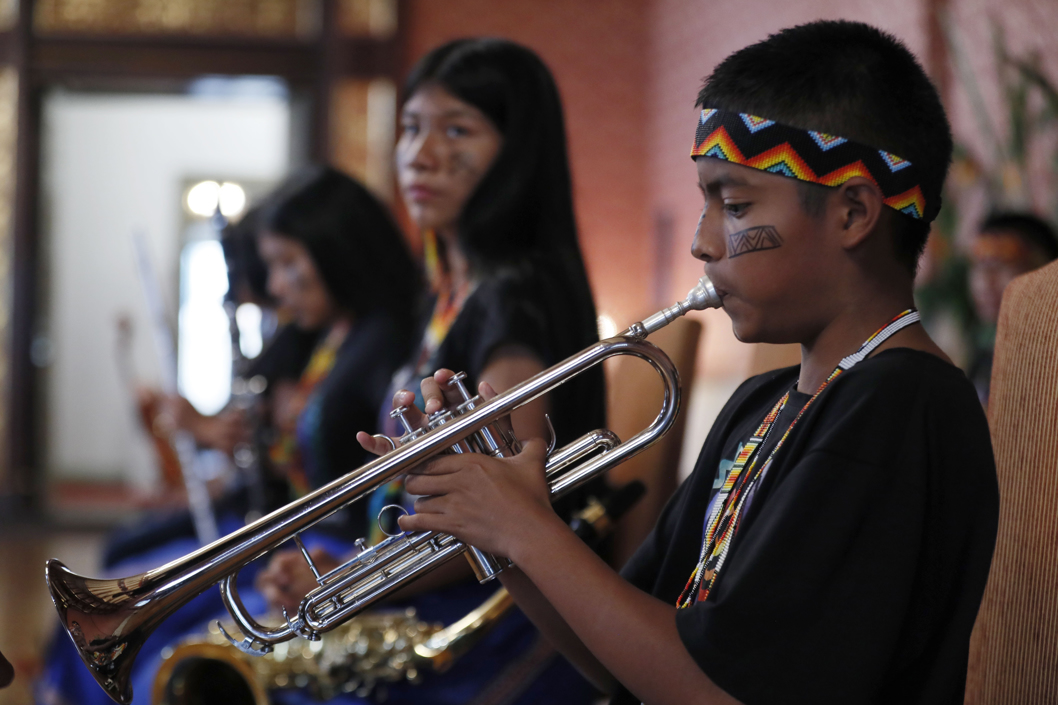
[615,349,999,705]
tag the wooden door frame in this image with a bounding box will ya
[0,0,405,516]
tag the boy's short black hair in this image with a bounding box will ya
[697,20,953,274]
[979,211,1058,261]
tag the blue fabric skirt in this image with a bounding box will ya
[37,518,595,705]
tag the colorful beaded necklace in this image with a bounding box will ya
[368,230,473,544]
[415,229,473,375]
[676,308,921,608]
[268,322,348,498]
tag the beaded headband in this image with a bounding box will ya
[691,108,933,222]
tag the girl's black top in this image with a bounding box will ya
[380,265,607,527]
[426,267,606,447]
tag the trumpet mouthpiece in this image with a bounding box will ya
[621,275,723,338]
[684,276,722,312]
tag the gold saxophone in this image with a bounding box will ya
[152,589,512,704]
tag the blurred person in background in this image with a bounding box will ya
[105,203,321,568]
[967,211,1058,404]
[38,165,421,705]
[255,38,606,705]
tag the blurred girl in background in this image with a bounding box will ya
[38,166,421,705]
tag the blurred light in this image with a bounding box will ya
[236,302,263,358]
[186,180,246,219]
[186,180,220,217]
[597,314,618,339]
[30,335,55,368]
[178,240,232,415]
[187,75,290,101]
[218,182,247,218]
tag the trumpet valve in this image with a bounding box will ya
[426,409,454,430]
[391,406,425,445]
[448,372,473,402]
[464,547,507,584]
[428,409,476,454]
[389,406,415,434]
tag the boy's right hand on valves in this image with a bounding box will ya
[398,435,556,559]
[353,369,554,558]
[395,371,557,559]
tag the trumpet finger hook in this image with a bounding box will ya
[372,433,398,453]
[545,414,557,457]
[377,504,410,538]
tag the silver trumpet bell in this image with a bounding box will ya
[45,276,722,704]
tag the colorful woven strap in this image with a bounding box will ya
[691,109,934,222]
[269,330,342,498]
[676,308,920,608]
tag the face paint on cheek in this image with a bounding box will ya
[728,225,784,258]
[291,265,312,292]
[447,150,481,178]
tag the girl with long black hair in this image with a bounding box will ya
[258,38,605,705]
[254,165,420,500]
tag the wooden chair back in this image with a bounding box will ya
[965,260,1058,704]
[605,316,702,568]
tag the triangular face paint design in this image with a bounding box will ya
[728,225,784,258]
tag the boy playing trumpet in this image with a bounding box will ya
[360,20,998,704]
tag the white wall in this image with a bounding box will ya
[41,90,290,485]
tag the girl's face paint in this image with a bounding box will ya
[257,231,338,330]
[396,84,503,235]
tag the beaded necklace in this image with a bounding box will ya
[268,322,347,498]
[368,230,473,543]
[676,308,921,608]
[419,231,472,370]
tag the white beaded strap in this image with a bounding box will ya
[838,310,921,371]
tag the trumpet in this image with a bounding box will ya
[152,481,646,704]
[45,275,722,705]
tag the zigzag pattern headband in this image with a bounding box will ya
[691,108,933,222]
